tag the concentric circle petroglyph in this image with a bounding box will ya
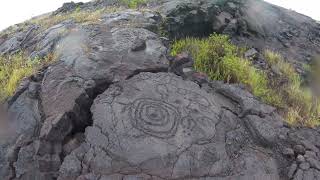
[129,98,181,138]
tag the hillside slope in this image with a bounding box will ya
[0,0,320,180]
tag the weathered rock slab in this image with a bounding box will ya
[58,73,282,180]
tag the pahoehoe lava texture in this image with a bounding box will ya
[58,73,275,179]
[1,0,320,179]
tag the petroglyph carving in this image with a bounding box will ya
[129,98,180,138]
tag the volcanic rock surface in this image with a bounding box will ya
[0,0,320,180]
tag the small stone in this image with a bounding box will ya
[299,162,310,170]
[294,145,306,155]
[279,134,286,140]
[283,148,295,157]
[297,155,306,163]
[182,68,193,73]
[288,163,297,178]
[244,48,258,59]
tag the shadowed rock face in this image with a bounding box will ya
[1,0,320,180]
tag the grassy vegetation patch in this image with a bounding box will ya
[171,34,319,126]
[171,34,282,106]
[2,1,145,37]
[0,53,56,101]
[264,50,320,126]
[120,0,147,9]
[30,6,122,30]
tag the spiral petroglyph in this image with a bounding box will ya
[129,98,181,138]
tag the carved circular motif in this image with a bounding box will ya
[130,98,180,138]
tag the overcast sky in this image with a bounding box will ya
[0,0,91,31]
[265,0,320,20]
[0,0,319,31]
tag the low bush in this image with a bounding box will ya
[0,53,56,101]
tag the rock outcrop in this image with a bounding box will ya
[1,0,320,180]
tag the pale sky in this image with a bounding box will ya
[265,0,320,20]
[0,0,319,31]
[0,0,91,31]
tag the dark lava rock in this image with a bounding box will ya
[53,2,84,15]
[294,145,307,155]
[245,48,259,60]
[131,38,147,51]
[297,155,306,163]
[0,25,39,55]
[283,148,295,158]
[1,0,320,180]
[300,162,311,170]
[58,72,281,180]
[288,163,297,178]
[0,23,168,179]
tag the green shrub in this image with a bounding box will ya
[171,34,283,107]
[0,53,56,101]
